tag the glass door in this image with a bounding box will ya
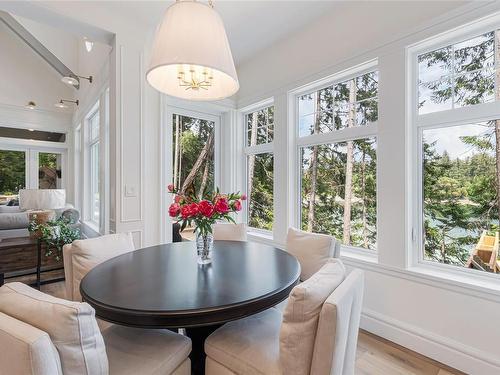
[171,113,216,240]
[38,152,63,189]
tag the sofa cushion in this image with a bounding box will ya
[0,205,22,213]
[0,312,62,375]
[205,308,282,375]
[0,282,108,375]
[68,233,135,301]
[102,325,191,375]
[279,259,346,375]
[0,211,29,229]
[286,227,339,281]
[19,189,66,210]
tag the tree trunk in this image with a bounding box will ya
[343,80,356,245]
[247,113,259,200]
[198,160,210,200]
[173,115,180,189]
[307,92,321,232]
[361,148,368,248]
[181,131,214,195]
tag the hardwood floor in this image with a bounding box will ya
[39,281,464,375]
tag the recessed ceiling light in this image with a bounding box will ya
[25,101,36,109]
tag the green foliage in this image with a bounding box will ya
[301,139,377,249]
[0,150,25,194]
[173,115,214,194]
[248,153,273,230]
[28,217,80,261]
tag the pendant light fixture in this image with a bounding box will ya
[146,0,239,101]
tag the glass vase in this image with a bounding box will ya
[196,231,213,265]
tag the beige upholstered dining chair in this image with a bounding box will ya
[205,259,364,375]
[213,223,247,241]
[286,227,341,281]
[0,282,191,375]
[63,232,135,301]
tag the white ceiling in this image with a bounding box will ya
[61,1,340,66]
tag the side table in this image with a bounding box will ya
[0,237,65,289]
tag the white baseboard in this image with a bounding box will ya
[361,308,500,375]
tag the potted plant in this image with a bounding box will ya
[28,217,80,261]
[168,184,246,264]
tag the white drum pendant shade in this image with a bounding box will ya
[146,1,239,101]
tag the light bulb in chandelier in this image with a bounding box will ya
[177,65,214,91]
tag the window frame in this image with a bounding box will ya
[162,105,222,243]
[85,102,101,228]
[289,60,379,255]
[241,99,275,235]
[0,144,67,195]
[407,15,500,279]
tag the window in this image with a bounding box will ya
[298,71,378,136]
[0,148,65,205]
[418,31,496,114]
[0,150,26,203]
[87,108,100,225]
[297,67,378,250]
[172,114,215,197]
[422,122,498,268]
[245,105,274,231]
[412,27,500,275]
[170,112,215,240]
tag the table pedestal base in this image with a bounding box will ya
[185,324,222,375]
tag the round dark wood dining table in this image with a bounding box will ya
[80,240,300,375]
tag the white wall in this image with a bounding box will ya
[20,1,158,247]
[0,21,74,115]
[235,2,500,374]
[14,14,79,73]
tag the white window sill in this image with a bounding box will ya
[82,221,101,236]
[247,229,284,249]
[407,264,500,296]
[342,255,500,302]
[340,245,378,264]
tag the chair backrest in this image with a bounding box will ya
[63,232,135,301]
[310,269,365,375]
[0,282,108,375]
[213,223,247,241]
[0,312,62,375]
[279,259,346,375]
[286,227,340,281]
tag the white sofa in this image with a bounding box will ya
[0,189,77,239]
